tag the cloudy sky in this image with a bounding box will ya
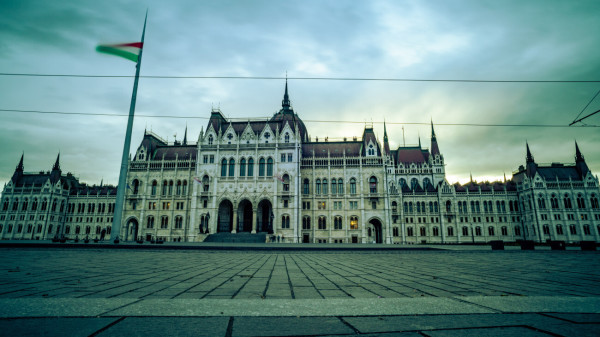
[1,0,599,187]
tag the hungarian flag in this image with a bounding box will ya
[96,42,143,63]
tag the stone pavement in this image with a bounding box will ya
[0,245,599,336]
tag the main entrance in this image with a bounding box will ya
[237,200,253,232]
[257,199,273,233]
[217,200,233,232]
[125,218,139,241]
[368,218,383,244]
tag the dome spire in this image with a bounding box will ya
[282,76,291,111]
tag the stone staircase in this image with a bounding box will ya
[203,232,267,243]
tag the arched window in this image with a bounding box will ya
[403,202,408,213]
[537,196,546,209]
[281,215,290,229]
[202,175,210,192]
[240,158,246,177]
[501,226,508,236]
[12,198,18,211]
[556,224,564,235]
[161,216,169,229]
[420,227,426,236]
[248,158,254,176]
[316,179,321,194]
[331,179,337,195]
[176,180,182,195]
[182,180,187,195]
[2,198,8,211]
[229,158,235,177]
[417,202,421,213]
[318,216,327,230]
[391,201,398,213]
[434,202,439,212]
[550,195,559,209]
[423,177,431,188]
[369,176,377,193]
[75,225,81,234]
[64,225,70,234]
[407,227,414,236]
[577,194,585,209]
[208,135,213,145]
[22,198,28,211]
[350,178,357,194]
[282,174,290,192]
[259,158,265,176]
[303,179,310,194]
[334,216,342,230]
[399,178,407,188]
[85,226,91,234]
[563,194,572,209]
[51,200,57,212]
[162,180,168,196]
[41,198,48,211]
[168,180,174,195]
[338,178,343,194]
[446,200,452,212]
[302,216,311,230]
[488,226,495,236]
[429,202,434,213]
[462,226,469,236]
[410,178,418,190]
[322,179,328,194]
[60,200,65,212]
[221,158,228,177]
[409,202,413,213]
[284,133,290,143]
[151,180,157,196]
[432,227,439,236]
[267,157,273,176]
[32,198,38,211]
[475,226,482,236]
[147,216,154,229]
[96,226,101,235]
[132,179,140,194]
[591,194,599,209]
[175,216,183,229]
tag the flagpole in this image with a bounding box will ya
[111,11,147,243]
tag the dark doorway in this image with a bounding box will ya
[257,199,273,233]
[369,219,383,244]
[217,200,233,233]
[303,233,310,243]
[125,219,139,241]
[238,200,253,232]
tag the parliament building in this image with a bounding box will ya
[2,83,599,244]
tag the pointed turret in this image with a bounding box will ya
[575,141,590,177]
[183,125,188,145]
[525,142,537,178]
[430,121,440,156]
[281,79,291,111]
[383,121,390,155]
[50,153,62,184]
[11,153,24,183]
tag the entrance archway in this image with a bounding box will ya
[217,200,234,233]
[125,218,139,241]
[257,199,273,233]
[368,218,383,244]
[237,200,253,232]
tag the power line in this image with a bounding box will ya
[570,87,600,125]
[1,72,599,83]
[1,108,598,128]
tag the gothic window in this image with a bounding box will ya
[227,133,233,144]
[556,224,563,235]
[247,158,254,176]
[284,133,290,143]
[369,176,377,193]
[514,226,521,236]
[350,216,358,230]
[331,179,336,195]
[316,179,321,194]
[267,157,273,176]
[75,225,80,234]
[22,198,28,211]
[12,198,18,211]
[176,180,182,195]
[577,194,585,209]
[85,226,91,234]
[264,132,270,143]
[420,227,426,236]
[446,200,452,213]
[421,202,426,213]
[501,226,508,236]
[162,180,168,195]
[283,174,290,192]
[302,216,311,230]
[407,227,414,236]
[403,202,408,213]
[96,226,101,235]
[563,194,572,209]
[41,198,48,211]
[392,201,398,214]
[488,226,495,236]
[168,180,174,195]
[229,158,235,177]
[338,178,343,194]
[423,177,431,188]
[543,224,550,235]
[569,224,577,235]
[323,179,328,194]
[51,200,57,212]
[538,196,546,209]
[259,158,265,176]
[182,180,187,195]
[2,198,8,211]
[435,202,439,212]
[32,198,38,211]
[350,178,356,194]
[60,200,64,212]
[151,180,157,196]
[175,216,183,229]
[584,224,591,235]
[475,226,482,236]
[161,216,169,229]
[416,202,421,213]
[147,216,154,229]
[409,202,413,213]
[432,227,439,236]
[399,178,407,188]
[240,158,246,177]
[410,178,418,190]
[591,194,599,209]
[221,159,227,177]
[462,226,469,236]
[429,202,434,213]
[550,195,559,209]
[208,135,213,145]
[132,179,140,194]
[202,176,209,192]
[303,179,310,194]
[318,216,327,230]
[501,201,506,212]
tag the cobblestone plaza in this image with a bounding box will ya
[1,246,599,336]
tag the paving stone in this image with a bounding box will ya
[0,317,119,337]
[424,326,548,337]
[232,317,354,336]
[0,298,139,317]
[542,313,600,323]
[97,317,229,337]
[462,296,600,313]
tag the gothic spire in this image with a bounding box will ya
[575,141,584,162]
[52,153,60,171]
[282,79,291,110]
[575,141,590,177]
[526,142,534,163]
[183,125,188,145]
[383,121,390,155]
[11,153,24,183]
[430,120,440,156]
[16,153,24,172]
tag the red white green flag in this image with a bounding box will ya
[96,42,143,63]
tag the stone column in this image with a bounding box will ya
[231,208,237,234]
[252,208,258,233]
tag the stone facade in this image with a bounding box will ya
[1,83,599,244]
